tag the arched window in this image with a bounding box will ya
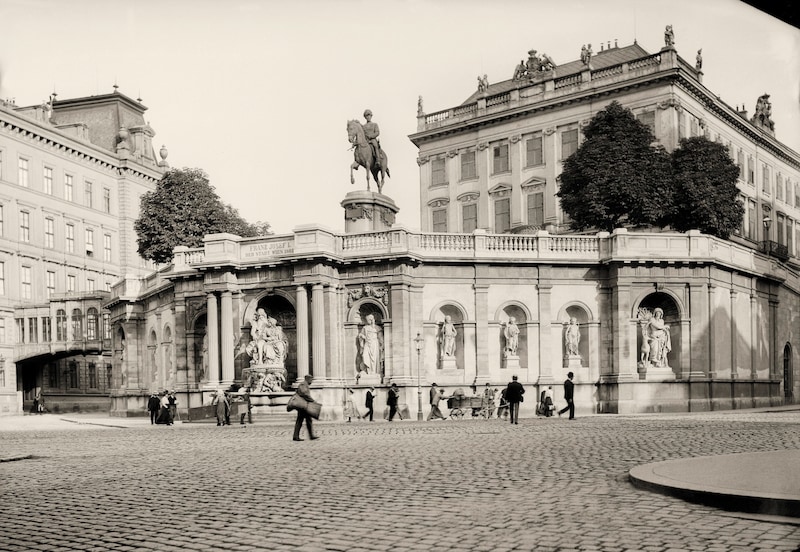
[56,309,67,341]
[87,308,98,340]
[71,308,83,340]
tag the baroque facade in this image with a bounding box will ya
[102,29,800,418]
[0,90,166,415]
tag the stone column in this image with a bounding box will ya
[537,282,555,383]
[474,284,490,383]
[220,291,235,387]
[750,292,758,380]
[707,284,716,378]
[206,293,219,388]
[730,290,738,378]
[611,285,636,381]
[311,284,326,379]
[689,284,709,378]
[296,285,309,382]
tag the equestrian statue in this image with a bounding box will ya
[347,109,390,193]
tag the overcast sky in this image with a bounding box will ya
[1,0,798,235]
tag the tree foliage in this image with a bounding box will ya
[670,137,743,238]
[135,168,271,264]
[557,102,744,238]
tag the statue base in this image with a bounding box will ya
[341,191,399,234]
[440,356,458,371]
[563,355,582,370]
[243,365,288,393]
[355,372,381,386]
[504,354,520,370]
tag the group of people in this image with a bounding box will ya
[147,390,178,425]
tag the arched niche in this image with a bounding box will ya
[556,302,592,362]
[191,314,208,384]
[162,325,174,389]
[495,302,531,369]
[241,291,297,385]
[147,329,159,391]
[633,291,683,377]
[347,300,388,380]
[429,301,468,370]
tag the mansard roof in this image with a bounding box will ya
[461,42,651,105]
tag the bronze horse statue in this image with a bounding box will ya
[347,119,390,193]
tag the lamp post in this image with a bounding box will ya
[414,331,424,421]
[762,215,772,256]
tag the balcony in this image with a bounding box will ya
[760,240,790,261]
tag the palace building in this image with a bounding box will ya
[7,27,799,418]
[0,90,167,414]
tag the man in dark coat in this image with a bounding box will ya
[293,375,318,441]
[504,375,525,425]
[558,371,575,419]
[147,393,160,425]
[387,383,403,421]
[365,386,376,422]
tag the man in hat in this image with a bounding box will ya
[427,383,447,420]
[387,382,402,421]
[504,375,525,425]
[365,386,377,422]
[362,109,381,165]
[147,392,160,425]
[293,374,319,441]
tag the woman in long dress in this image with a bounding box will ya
[343,388,361,422]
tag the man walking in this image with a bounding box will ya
[293,374,319,441]
[426,383,447,420]
[558,371,575,419]
[505,375,525,425]
[387,383,403,421]
[365,386,376,422]
[147,392,160,425]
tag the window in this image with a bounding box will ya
[762,164,770,194]
[46,271,55,296]
[561,129,578,159]
[462,203,477,233]
[15,318,24,343]
[87,278,95,292]
[67,274,76,292]
[103,188,111,213]
[85,228,94,254]
[494,198,510,233]
[87,308,98,340]
[526,135,543,167]
[44,166,53,194]
[527,192,544,227]
[56,309,66,341]
[0,363,4,388]
[747,156,754,185]
[432,208,447,233]
[736,150,744,179]
[0,204,3,236]
[431,158,447,186]
[636,111,655,136]
[105,281,112,292]
[493,144,509,173]
[18,158,29,187]
[102,313,111,340]
[106,364,112,388]
[65,174,73,201]
[71,308,83,340]
[21,266,31,300]
[0,318,4,344]
[19,210,30,242]
[777,174,784,202]
[747,199,756,240]
[104,234,112,262]
[788,218,794,256]
[88,363,97,389]
[0,262,4,295]
[68,362,78,388]
[66,223,75,253]
[795,181,800,208]
[460,151,476,180]
[678,112,687,139]
[28,318,38,344]
[44,217,54,248]
[689,116,699,137]
[42,316,51,342]
[48,362,58,388]
[84,181,93,208]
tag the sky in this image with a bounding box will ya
[1,0,798,235]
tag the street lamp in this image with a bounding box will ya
[414,331,424,421]
[763,215,772,236]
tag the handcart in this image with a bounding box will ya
[446,395,494,419]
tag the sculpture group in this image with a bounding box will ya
[347,109,390,193]
[512,49,557,81]
[638,307,671,370]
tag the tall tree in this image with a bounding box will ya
[557,101,672,232]
[135,168,270,264]
[670,137,743,238]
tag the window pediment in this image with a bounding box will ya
[521,176,546,190]
[488,183,511,197]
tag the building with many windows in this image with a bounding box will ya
[0,90,167,414]
[98,29,798,419]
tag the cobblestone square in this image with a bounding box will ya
[1,411,799,551]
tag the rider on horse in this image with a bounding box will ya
[363,109,382,167]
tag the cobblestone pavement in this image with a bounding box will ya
[1,410,800,552]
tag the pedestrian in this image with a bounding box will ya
[365,386,376,422]
[212,389,229,426]
[167,391,178,423]
[505,375,525,425]
[293,374,319,441]
[147,392,160,424]
[343,388,361,422]
[156,391,172,425]
[387,382,403,421]
[481,382,496,418]
[427,383,447,420]
[496,388,509,420]
[31,393,41,415]
[558,372,575,419]
[223,391,232,425]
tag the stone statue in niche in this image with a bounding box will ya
[504,317,520,357]
[564,317,581,357]
[357,314,383,379]
[638,307,671,369]
[440,315,457,358]
[246,308,288,366]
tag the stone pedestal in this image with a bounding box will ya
[341,191,399,233]
[504,354,520,371]
[356,372,381,386]
[564,355,582,371]
[441,356,458,370]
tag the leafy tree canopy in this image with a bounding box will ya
[557,101,672,232]
[670,137,743,238]
[135,168,271,264]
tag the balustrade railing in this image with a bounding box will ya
[486,234,538,253]
[486,92,510,107]
[419,233,474,252]
[591,64,624,80]
[547,235,600,253]
[341,232,392,251]
[628,53,661,70]
[554,74,581,89]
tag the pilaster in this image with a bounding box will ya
[206,293,219,389]
[295,285,309,382]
